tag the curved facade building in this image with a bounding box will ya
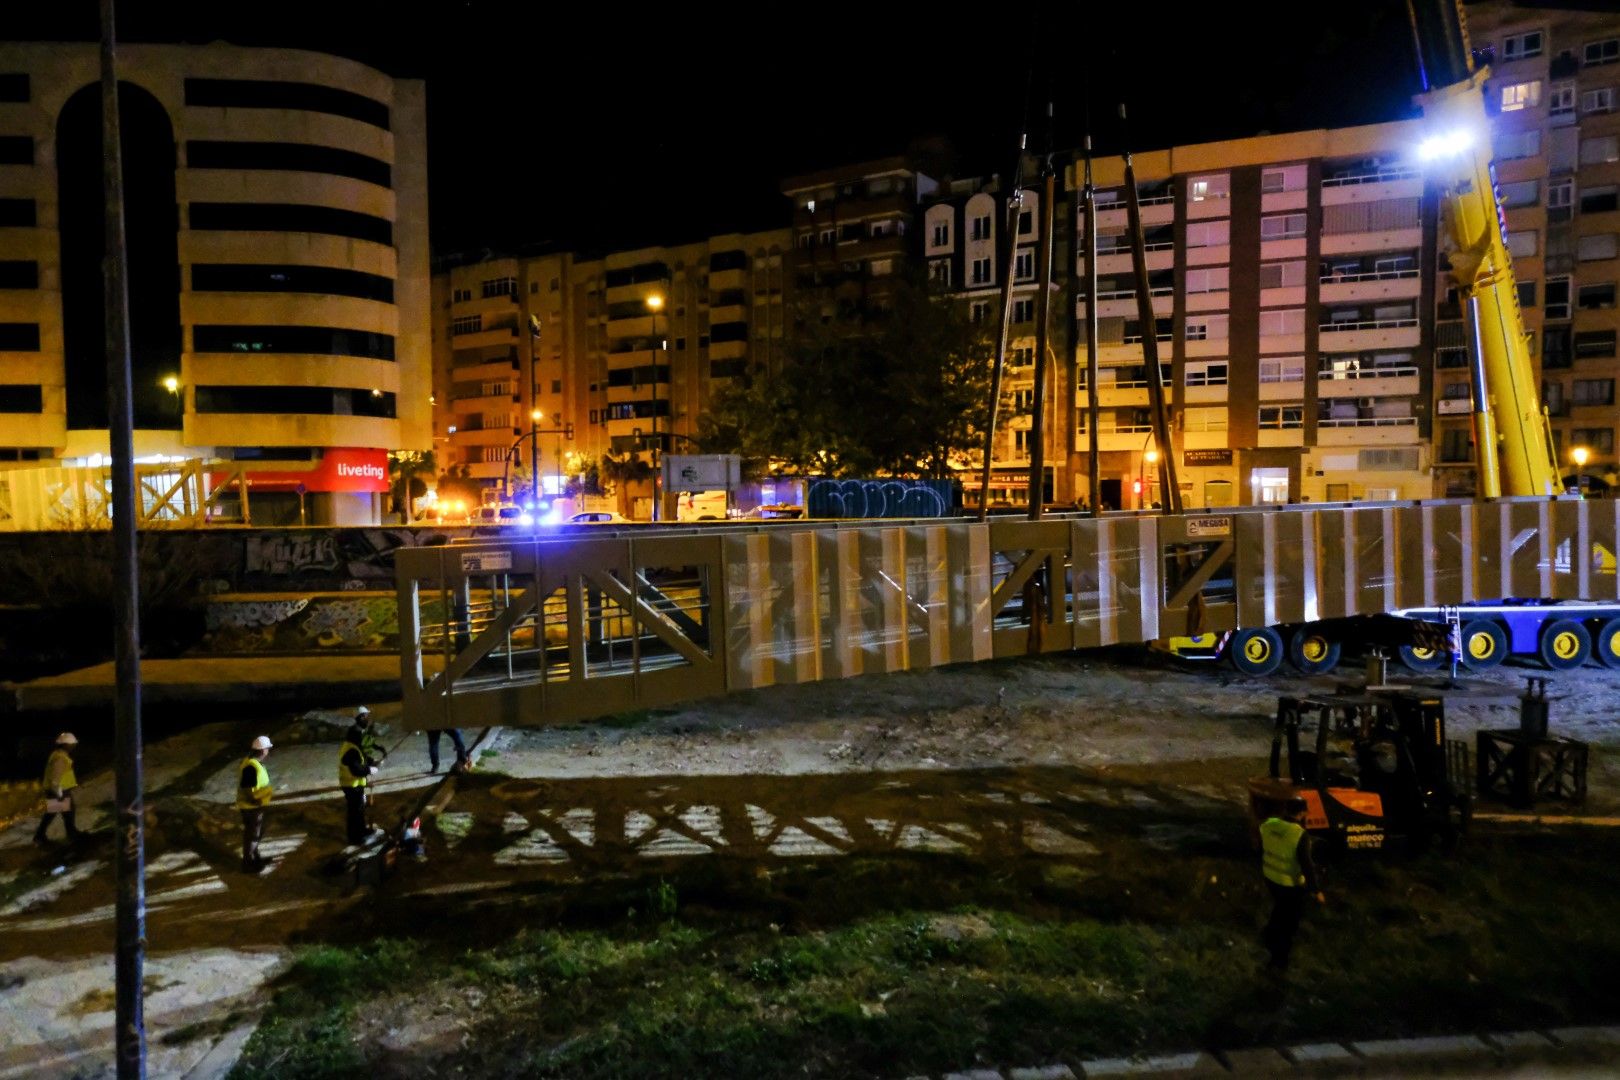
[0,42,429,523]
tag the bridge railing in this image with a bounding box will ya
[395,498,1619,730]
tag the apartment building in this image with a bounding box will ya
[0,42,430,525]
[921,171,1068,505]
[432,230,791,509]
[1446,0,1620,493]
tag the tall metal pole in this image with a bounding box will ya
[1027,154,1056,520]
[650,304,661,521]
[100,1,146,1075]
[977,137,1028,523]
[1082,135,1101,516]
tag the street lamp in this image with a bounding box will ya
[553,412,563,503]
[529,408,542,506]
[646,292,665,520]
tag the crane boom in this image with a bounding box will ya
[1409,0,1564,498]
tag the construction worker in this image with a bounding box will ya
[338,712,381,845]
[346,706,387,766]
[237,736,274,873]
[33,732,82,845]
[426,727,469,774]
[1259,797,1324,973]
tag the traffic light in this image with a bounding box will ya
[1132,479,1143,496]
[565,422,575,440]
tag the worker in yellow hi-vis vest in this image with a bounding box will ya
[33,732,82,846]
[236,736,274,873]
[1258,797,1324,972]
[338,711,382,846]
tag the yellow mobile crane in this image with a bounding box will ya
[1408,0,1563,498]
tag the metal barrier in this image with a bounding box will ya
[396,498,1620,730]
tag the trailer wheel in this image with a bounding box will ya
[1398,643,1446,672]
[1538,618,1591,671]
[1594,617,1620,670]
[1228,627,1284,676]
[1288,627,1342,675]
[1459,620,1508,672]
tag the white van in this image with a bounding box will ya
[675,490,728,521]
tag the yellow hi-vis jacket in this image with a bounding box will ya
[41,748,76,793]
[338,741,368,788]
[236,757,273,810]
[1259,816,1306,887]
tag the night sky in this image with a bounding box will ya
[4,1,1435,256]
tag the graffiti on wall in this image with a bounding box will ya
[805,478,957,520]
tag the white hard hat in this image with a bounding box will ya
[251,736,273,751]
[355,706,370,717]
[56,732,78,746]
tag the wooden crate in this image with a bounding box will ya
[1476,729,1588,809]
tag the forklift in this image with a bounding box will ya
[1248,691,1472,856]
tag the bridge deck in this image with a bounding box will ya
[394,499,1620,730]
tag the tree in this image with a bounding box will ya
[389,450,435,520]
[434,463,481,513]
[696,273,994,479]
[564,457,605,498]
[600,450,654,488]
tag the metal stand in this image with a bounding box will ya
[1476,677,1589,808]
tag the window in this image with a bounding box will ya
[970,300,990,324]
[194,324,395,360]
[1012,298,1034,323]
[928,259,951,286]
[1503,30,1544,60]
[481,276,517,299]
[1582,185,1619,215]
[1500,179,1540,208]
[1584,88,1616,114]
[1015,249,1035,281]
[819,228,835,246]
[1188,174,1230,202]
[1260,214,1307,240]
[1519,280,1538,307]
[1494,129,1542,160]
[1585,38,1620,66]
[0,198,34,227]
[1575,330,1618,357]
[0,137,31,165]
[1581,136,1619,165]
[1549,176,1574,222]
[1184,314,1229,342]
[1258,405,1304,429]
[1551,81,1577,116]
[1258,309,1305,337]
[1440,428,1473,463]
[184,77,389,130]
[1578,233,1619,261]
[1260,261,1306,289]
[1018,210,1033,236]
[0,261,37,289]
[1185,220,1230,247]
[1572,428,1615,455]
[1499,79,1541,111]
[1261,165,1306,194]
[1185,267,1229,294]
[1573,379,1615,406]
[1185,361,1229,386]
[1546,275,1573,318]
[932,221,950,246]
[186,140,390,188]
[1259,357,1305,383]
[451,315,483,336]
[0,384,43,412]
[188,202,391,245]
[971,214,992,241]
[971,257,992,285]
[1505,230,1539,258]
[1579,283,1616,309]
[192,263,394,303]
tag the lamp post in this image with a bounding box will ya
[529,408,542,506]
[1573,445,1591,496]
[646,292,665,521]
[1140,443,1159,511]
[554,413,563,502]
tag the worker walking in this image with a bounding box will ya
[338,711,382,845]
[1259,797,1324,972]
[33,732,82,846]
[426,728,469,774]
[237,736,274,873]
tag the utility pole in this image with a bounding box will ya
[1082,133,1101,516]
[1027,106,1056,521]
[100,0,146,1075]
[977,136,1028,523]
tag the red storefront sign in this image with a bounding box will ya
[211,448,389,493]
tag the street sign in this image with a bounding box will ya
[662,453,741,492]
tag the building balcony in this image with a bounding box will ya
[0,412,65,449]
[451,358,520,383]
[1096,248,1173,275]
[1316,319,1420,352]
[187,412,397,451]
[1261,189,1308,213]
[1259,238,1307,261]
[1185,336,1230,359]
[1318,271,1421,305]
[1319,171,1422,206]
[1186,243,1232,268]
[1186,193,1231,221]
[1259,378,1306,401]
[450,327,519,352]
[1186,290,1229,313]
[1096,385,1150,407]
[709,338,747,360]
[606,313,660,338]
[710,267,746,291]
[710,302,746,324]
[1096,341,1145,364]
[1257,427,1306,447]
[1080,288,1173,320]
[1090,428,1156,452]
[1184,383,1228,404]
[1090,200,1174,232]
[1318,367,1421,398]
[451,391,517,412]
[1183,428,1230,451]
[451,425,518,447]
[1315,416,1419,445]
[1261,285,1307,308]
[1320,227,1423,257]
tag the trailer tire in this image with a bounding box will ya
[1288,627,1342,675]
[1539,618,1591,671]
[1228,627,1284,676]
[1459,620,1508,672]
[1594,617,1620,670]
[1398,643,1446,672]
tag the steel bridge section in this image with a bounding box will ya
[397,499,1620,731]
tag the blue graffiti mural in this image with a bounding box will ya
[805,478,959,519]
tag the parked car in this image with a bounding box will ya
[570,510,630,525]
[472,503,528,526]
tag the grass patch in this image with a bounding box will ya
[231,823,1620,1079]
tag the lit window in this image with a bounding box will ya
[1499,80,1541,111]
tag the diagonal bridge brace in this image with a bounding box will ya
[589,571,713,668]
[990,546,1065,617]
[423,584,542,697]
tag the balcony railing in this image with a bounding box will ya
[1093,285,1173,301]
[1320,268,1420,284]
[1321,168,1420,188]
[1320,318,1420,333]
[1318,364,1420,380]
[1318,416,1419,429]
